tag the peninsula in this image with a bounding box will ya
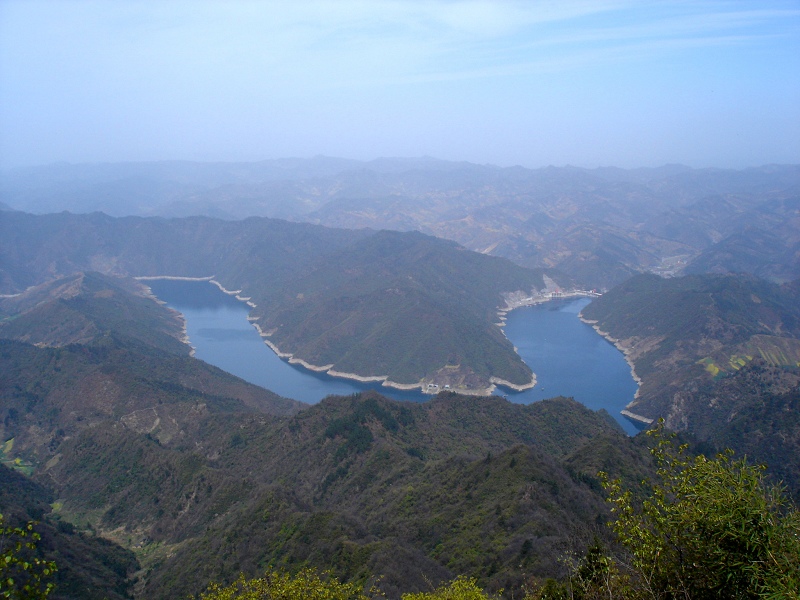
[1,212,546,393]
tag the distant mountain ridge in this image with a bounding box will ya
[3,158,797,288]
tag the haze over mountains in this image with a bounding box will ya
[3,158,798,288]
[1,156,799,598]
[2,0,799,595]
[1,156,798,413]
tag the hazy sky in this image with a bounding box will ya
[1,0,799,169]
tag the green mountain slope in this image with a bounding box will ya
[0,337,302,465]
[0,212,545,391]
[581,274,799,413]
[254,230,542,386]
[579,272,800,490]
[671,361,800,494]
[0,271,188,353]
[581,273,800,416]
[0,463,138,600]
[0,211,366,294]
[40,391,634,599]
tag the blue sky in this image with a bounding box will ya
[1,0,798,169]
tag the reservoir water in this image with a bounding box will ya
[502,300,640,435]
[147,280,641,435]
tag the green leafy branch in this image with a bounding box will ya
[0,514,57,600]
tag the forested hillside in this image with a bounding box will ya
[0,464,139,600]
[0,268,655,599]
[0,271,188,352]
[581,272,800,492]
[0,212,545,391]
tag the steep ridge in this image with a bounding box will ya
[41,392,636,599]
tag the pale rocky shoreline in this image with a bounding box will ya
[136,276,197,357]
[139,275,628,401]
[249,320,435,391]
[490,376,536,392]
[577,314,653,425]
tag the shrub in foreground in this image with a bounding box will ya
[599,422,800,599]
[0,514,57,600]
[401,576,499,600]
[198,568,376,600]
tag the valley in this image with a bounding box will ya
[0,159,798,599]
[0,270,641,597]
[3,0,800,595]
[147,279,641,433]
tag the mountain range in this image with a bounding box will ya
[3,158,798,288]
[1,157,798,599]
[2,254,796,599]
[1,271,654,598]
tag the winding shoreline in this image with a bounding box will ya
[209,279,258,308]
[135,275,214,282]
[142,276,621,400]
[490,376,536,392]
[249,321,435,392]
[137,278,197,357]
[576,314,653,425]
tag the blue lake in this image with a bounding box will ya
[147,280,642,435]
[501,300,641,435]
